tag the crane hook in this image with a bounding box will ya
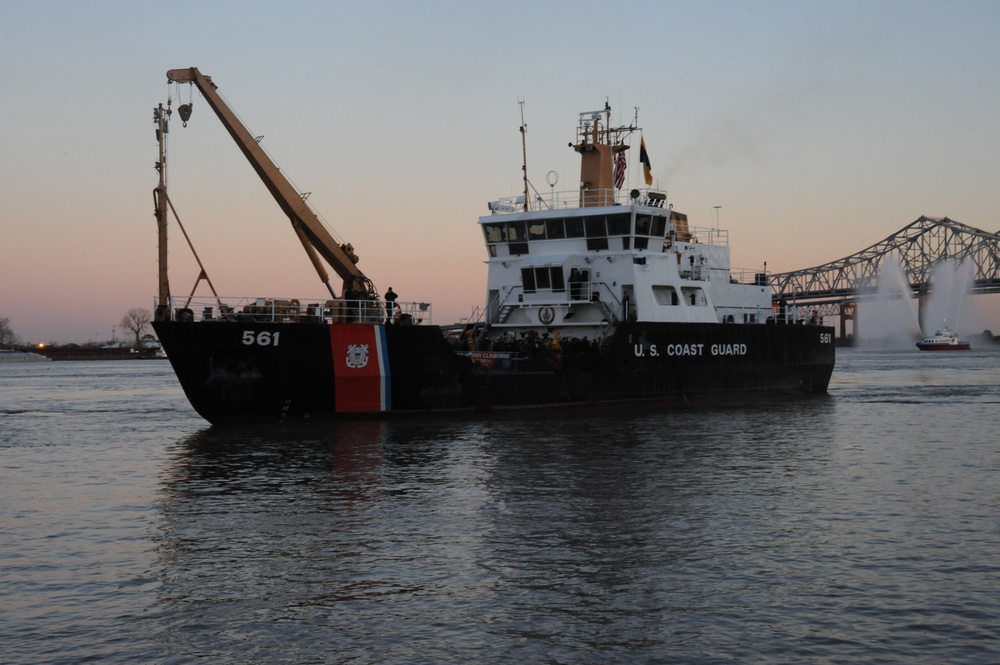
[178,103,193,127]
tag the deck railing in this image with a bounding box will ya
[487,187,669,214]
[156,295,432,325]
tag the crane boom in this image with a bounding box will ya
[165,67,371,297]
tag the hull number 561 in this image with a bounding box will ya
[242,330,280,346]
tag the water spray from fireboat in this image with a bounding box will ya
[857,259,974,350]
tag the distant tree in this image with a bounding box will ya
[0,317,21,348]
[120,308,152,349]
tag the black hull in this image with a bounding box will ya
[153,320,835,424]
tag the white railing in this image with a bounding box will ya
[683,227,730,246]
[488,187,669,214]
[725,268,771,286]
[660,225,730,247]
[157,295,432,325]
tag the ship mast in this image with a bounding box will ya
[519,100,529,212]
[572,102,638,207]
[153,104,171,312]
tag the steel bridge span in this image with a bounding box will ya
[767,216,1000,338]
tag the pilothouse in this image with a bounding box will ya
[477,104,772,349]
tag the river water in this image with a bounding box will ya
[2,349,999,664]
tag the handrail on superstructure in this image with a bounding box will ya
[165,67,374,300]
[488,187,668,214]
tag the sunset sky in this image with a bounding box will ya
[3,0,1000,344]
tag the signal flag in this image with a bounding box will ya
[640,137,653,186]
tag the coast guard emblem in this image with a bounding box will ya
[345,343,369,369]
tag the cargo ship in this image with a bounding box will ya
[152,68,835,425]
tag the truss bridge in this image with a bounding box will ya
[767,216,1000,337]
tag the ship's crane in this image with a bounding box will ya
[164,67,375,301]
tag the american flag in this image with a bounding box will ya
[613,150,627,189]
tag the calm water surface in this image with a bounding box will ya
[2,350,999,664]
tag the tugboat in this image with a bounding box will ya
[151,68,835,424]
[916,326,971,351]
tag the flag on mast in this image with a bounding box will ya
[639,136,653,186]
[613,150,627,189]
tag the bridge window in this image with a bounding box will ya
[607,213,631,236]
[635,213,667,237]
[545,219,566,239]
[521,266,566,294]
[505,221,527,241]
[483,223,504,243]
[484,223,503,257]
[636,214,652,236]
[584,217,607,238]
[584,216,609,251]
[650,216,666,237]
[536,269,551,289]
[494,214,631,246]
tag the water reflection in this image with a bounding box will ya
[8,354,999,662]
[151,398,843,662]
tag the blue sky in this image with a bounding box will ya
[3,0,1000,343]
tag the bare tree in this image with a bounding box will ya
[0,317,20,348]
[120,308,153,349]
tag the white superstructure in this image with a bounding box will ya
[477,105,772,344]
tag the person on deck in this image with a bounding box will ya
[384,287,398,324]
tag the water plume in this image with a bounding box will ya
[859,259,921,349]
[857,258,974,348]
[921,260,975,336]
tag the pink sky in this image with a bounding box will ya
[3,1,1000,344]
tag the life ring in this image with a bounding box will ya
[539,306,555,325]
